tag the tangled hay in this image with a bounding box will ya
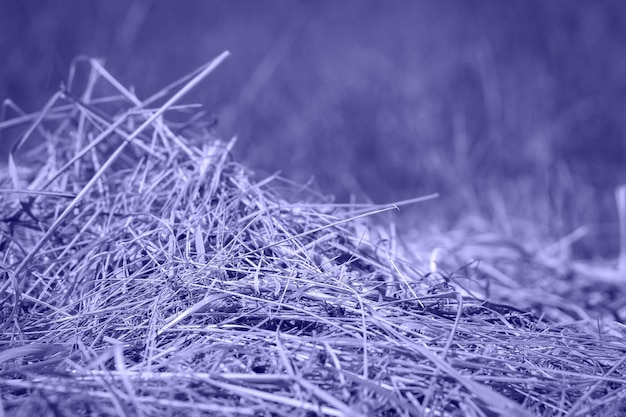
[1,52,625,417]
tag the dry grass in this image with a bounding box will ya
[0,53,625,417]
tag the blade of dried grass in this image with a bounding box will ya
[617,185,626,272]
[111,341,145,417]
[0,188,76,198]
[9,91,64,154]
[87,58,195,158]
[240,205,399,259]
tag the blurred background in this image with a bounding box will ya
[1,0,625,258]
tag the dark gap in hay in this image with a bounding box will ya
[0,54,624,417]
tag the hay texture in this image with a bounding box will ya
[0,53,625,417]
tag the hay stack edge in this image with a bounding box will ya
[1,52,625,417]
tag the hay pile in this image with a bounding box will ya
[1,52,625,417]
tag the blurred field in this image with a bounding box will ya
[1,0,626,257]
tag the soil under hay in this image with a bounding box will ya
[1,54,625,417]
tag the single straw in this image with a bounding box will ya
[617,185,626,272]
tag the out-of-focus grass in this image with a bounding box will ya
[1,0,625,257]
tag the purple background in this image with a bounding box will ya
[1,1,625,257]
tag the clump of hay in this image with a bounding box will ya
[1,52,625,417]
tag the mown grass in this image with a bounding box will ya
[0,55,624,417]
